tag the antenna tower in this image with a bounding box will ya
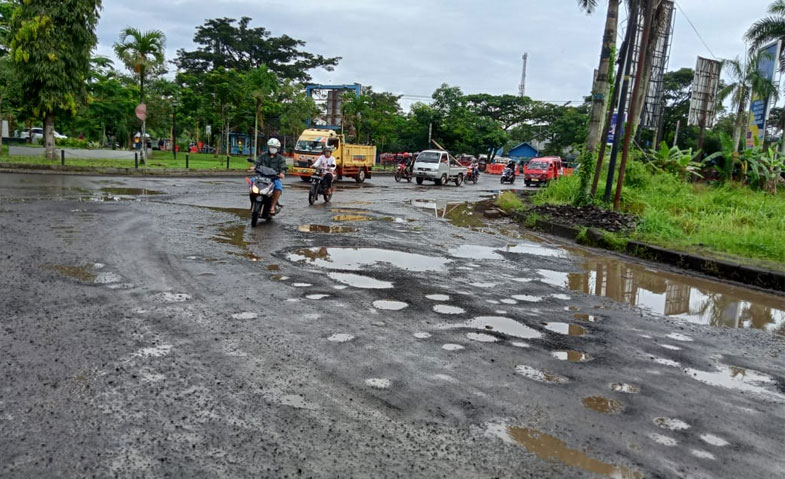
[519,53,528,97]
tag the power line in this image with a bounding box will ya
[674,1,717,60]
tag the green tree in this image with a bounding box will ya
[245,65,278,155]
[578,0,621,154]
[114,27,166,163]
[661,67,693,146]
[720,50,779,153]
[175,17,340,81]
[278,81,319,146]
[745,0,785,52]
[11,0,102,160]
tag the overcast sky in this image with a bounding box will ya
[96,0,775,108]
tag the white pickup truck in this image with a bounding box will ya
[413,150,467,186]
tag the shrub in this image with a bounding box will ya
[497,191,524,212]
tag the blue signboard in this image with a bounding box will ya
[746,42,779,148]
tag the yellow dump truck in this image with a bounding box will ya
[290,129,376,183]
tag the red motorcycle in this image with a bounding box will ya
[394,162,412,183]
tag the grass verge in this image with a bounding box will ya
[0,151,255,171]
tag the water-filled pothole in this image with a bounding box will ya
[438,317,542,340]
[287,247,449,272]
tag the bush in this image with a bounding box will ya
[55,138,91,149]
[497,191,524,212]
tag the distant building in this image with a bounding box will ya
[507,142,540,160]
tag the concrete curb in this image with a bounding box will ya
[515,213,785,294]
[0,163,396,178]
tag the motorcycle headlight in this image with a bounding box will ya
[252,185,260,194]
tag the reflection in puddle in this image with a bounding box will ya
[365,378,391,389]
[266,264,281,271]
[413,332,432,339]
[442,344,465,351]
[654,417,690,431]
[299,224,359,233]
[426,294,450,301]
[574,314,599,322]
[433,304,465,315]
[372,300,408,311]
[306,294,329,300]
[287,247,449,272]
[700,434,730,447]
[610,383,640,394]
[99,187,164,196]
[683,362,785,401]
[552,350,592,362]
[488,425,642,479]
[328,272,393,289]
[46,263,97,282]
[649,433,678,446]
[449,244,503,260]
[513,294,543,303]
[438,316,542,339]
[327,334,355,343]
[467,332,499,343]
[203,206,251,219]
[332,215,371,222]
[515,365,569,384]
[537,257,785,334]
[543,323,587,336]
[582,396,624,414]
[411,200,486,228]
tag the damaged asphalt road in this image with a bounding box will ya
[1,172,784,478]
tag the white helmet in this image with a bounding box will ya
[267,138,281,149]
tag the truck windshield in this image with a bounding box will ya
[295,139,326,153]
[416,152,440,163]
[528,161,548,170]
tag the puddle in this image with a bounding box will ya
[660,344,682,351]
[266,264,281,271]
[203,206,251,219]
[537,255,785,334]
[683,362,785,401]
[413,332,432,339]
[373,300,408,311]
[543,323,587,336]
[46,263,97,282]
[574,314,599,322]
[449,245,504,260]
[490,425,641,479]
[470,282,498,288]
[691,449,716,460]
[412,200,486,228]
[515,365,570,384]
[327,334,355,343]
[433,304,465,315]
[306,294,329,300]
[582,396,624,414]
[513,294,543,303]
[133,344,173,358]
[667,333,693,342]
[700,434,729,447]
[293,283,312,287]
[654,417,690,431]
[610,383,640,394]
[551,350,592,362]
[298,224,358,233]
[287,247,449,272]
[212,224,260,261]
[467,332,499,343]
[649,434,677,446]
[652,356,681,368]
[231,312,258,320]
[100,187,164,196]
[332,215,371,222]
[442,344,465,351]
[512,341,531,348]
[551,293,571,301]
[271,275,290,281]
[365,378,391,389]
[438,316,543,339]
[426,294,450,301]
[328,272,393,289]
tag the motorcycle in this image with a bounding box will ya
[246,158,282,226]
[468,165,480,184]
[308,167,334,205]
[500,166,516,184]
[394,162,412,183]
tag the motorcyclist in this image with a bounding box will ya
[471,159,480,180]
[311,146,337,195]
[252,138,287,214]
[506,159,517,178]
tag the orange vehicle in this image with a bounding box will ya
[523,156,567,187]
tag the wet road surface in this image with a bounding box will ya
[1,172,784,478]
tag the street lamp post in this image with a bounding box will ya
[172,99,178,160]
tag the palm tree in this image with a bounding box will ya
[719,50,779,153]
[578,0,622,155]
[745,0,785,52]
[245,66,278,156]
[113,28,166,163]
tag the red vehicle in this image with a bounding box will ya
[524,156,566,187]
[394,161,413,182]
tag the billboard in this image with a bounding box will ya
[688,57,722,127]
[746,41,780,148]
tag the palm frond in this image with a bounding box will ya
[769,0,785,16]
[745,16,785,51]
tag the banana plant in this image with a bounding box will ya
[644,141,704,179]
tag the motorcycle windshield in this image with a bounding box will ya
[255,166,279,177]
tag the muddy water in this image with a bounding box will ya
[537,255,785,333]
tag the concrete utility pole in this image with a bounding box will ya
[519,53,528,97]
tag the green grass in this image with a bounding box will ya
[496,191,525,212]
[530,161,785,268]
[0,150,251,170]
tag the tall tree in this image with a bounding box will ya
[579,0,621,155]
[114,28,166,163]
[745,0,785,54]
[11,0,102,160]
[175,17,340,81]
[245,66,278,155]
[720,50,779,152]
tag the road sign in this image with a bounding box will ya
[135,104,147,122]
